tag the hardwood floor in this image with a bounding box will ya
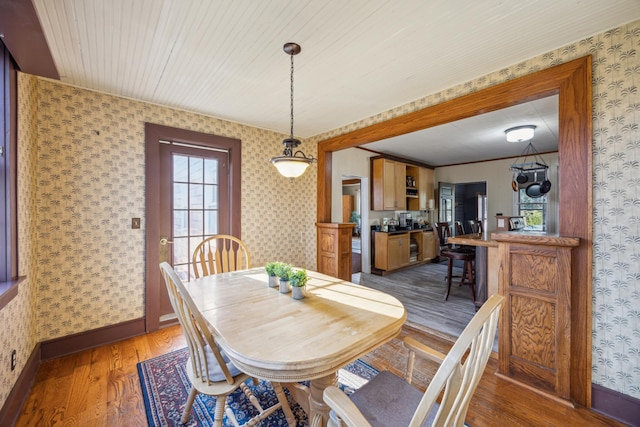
[354,261,477,337]
[14,323,622,426]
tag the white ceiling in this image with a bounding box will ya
[31,0,640,162]
[362,95,558,166]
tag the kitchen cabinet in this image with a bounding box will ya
[422,230,436,261]
[375,232,409,271]
[372,158,406,210]
[316,223,354,281]
[374,230,434,272]
[407,166,435,211]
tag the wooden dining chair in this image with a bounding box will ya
[159,262,295,427]
[323,293,504,427]
[192,235,251,278]
[467,219,483,234]
[454,220,465,236]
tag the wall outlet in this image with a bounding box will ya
[132,218,141,229]
[10,349,16,371]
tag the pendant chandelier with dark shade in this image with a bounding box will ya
[270,42,316,179]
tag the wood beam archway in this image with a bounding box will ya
[316,56,592,406]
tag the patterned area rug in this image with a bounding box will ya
[138,348,378,427]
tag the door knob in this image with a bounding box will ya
[160,238,173,246]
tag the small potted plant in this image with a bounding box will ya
[290,269,309,300]
[274,262,292,294]
[265,262,280,288]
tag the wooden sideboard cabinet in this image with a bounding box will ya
[316,223,354,281]
[493,232,579,405]
[372,158,406,210]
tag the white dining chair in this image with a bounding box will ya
[159,262,295,427]
[323,293,504,427]
[192,235,251,278]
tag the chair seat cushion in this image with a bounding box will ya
[193,344,242,382]
[348,371,438,427]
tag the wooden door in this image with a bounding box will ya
[145,124,241,331]
[342,195,354,223]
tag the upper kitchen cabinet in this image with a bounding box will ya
[372,158,406,210]
[407,165,434,211]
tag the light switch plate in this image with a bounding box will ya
[132,218,141,229]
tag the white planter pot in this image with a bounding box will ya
[279,279,291,294]
[268,275,279,288]
[292,285,306,300]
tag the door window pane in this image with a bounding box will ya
[204,185,218,209]
[173,183,188,209]
[189,157,204,183]
[189,184,203,209]
[204,211,218,235]
[173,210,188,237]
[173,155,188,181]
[171,153,221,280]
[204,158,218,184]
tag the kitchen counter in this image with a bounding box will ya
[447,232,497,247]
[375,227,432,234]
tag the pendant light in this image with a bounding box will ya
[270,42,316,179]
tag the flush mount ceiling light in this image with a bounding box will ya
[270,42,316,179]
[505,125,537,142]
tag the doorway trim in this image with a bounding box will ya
[144,123,241,332]
[316,56,592,406]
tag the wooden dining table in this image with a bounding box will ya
[184,267,407,427]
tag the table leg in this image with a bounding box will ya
[308,372,338,427]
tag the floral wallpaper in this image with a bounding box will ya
[310,21,640,399]
[1,16,639,412]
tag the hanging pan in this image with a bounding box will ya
[540,168,552,194]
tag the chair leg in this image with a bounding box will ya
[273,382,296,427]
[444,258,453,300]
[213,395,227,427]
[181,386,199,423]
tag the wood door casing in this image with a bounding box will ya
[145,123,241,332]
[316,57,592,406]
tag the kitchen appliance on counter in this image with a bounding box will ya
[399,213,413,230]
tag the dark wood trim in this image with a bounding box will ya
[40,318,146,360]
[592,384,640,427]
[144,123,241,332]
[0,276,24,310]
[0,0,59,79]
[0,342,40,427]
[316,56,593,406]
[0,37,19,308]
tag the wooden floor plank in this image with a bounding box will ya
[14,311,622,426]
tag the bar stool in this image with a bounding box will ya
[433,223,476,302]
